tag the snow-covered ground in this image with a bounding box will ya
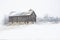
[0,0,60,40]
[0,23,60,40]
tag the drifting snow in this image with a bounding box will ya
[0,23,60,40]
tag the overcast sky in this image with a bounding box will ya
[0,0,60,24]
[0,0,60,16]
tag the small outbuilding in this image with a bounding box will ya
[9,9,36,24]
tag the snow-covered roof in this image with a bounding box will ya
[9,9,34,16]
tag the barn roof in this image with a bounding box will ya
[9,9,34,16]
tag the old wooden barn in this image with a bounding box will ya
[9,9,36,24]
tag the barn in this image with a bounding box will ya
[9,9,36,24]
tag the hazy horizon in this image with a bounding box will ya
[0,0,60,24]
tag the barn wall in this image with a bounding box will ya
[9,11,36,23]
[18,16,28,22]
[30,12,36,22]
[9,16,13,23]
[12,16,18,22]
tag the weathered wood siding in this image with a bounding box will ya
[9,11,36,23]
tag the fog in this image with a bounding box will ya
[0,0,60,24]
